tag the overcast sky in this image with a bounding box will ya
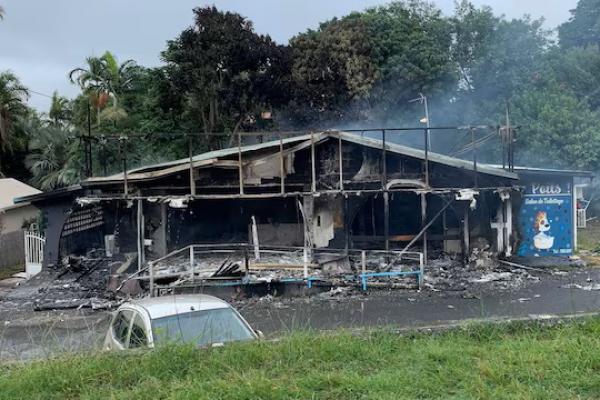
[0,0,578,111]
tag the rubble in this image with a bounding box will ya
[561,283,600,291]
[0,241,567,316]
[469,272,513,283]
[424,250,542,292]
[0,253,120,312]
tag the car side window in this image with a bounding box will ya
[129,313,148,348]
[112,310,133,346]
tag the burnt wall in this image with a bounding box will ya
[166,197,302,251]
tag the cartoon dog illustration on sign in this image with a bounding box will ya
[533,211,554,251]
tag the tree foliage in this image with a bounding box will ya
[162,6,290,147]
[48,91,72,127]
[5,0,600,190]
[0,71,30,178]
[0,71,29,149]
[25,125,80,190]
[559,0,600,48]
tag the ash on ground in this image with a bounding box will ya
[0,245,574,314]
[0,253,122,313]
[424,249,543,293]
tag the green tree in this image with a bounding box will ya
[25,125,80,190]
[450,1,497,90]
[163,6,291,147]
[0,71,30,178]
[289,14,378,123]
[540,46,600,109]
[559,0,600,48]
[364,2,455,110]
[513,86,600,169]
[287,1,456,126]
[48,91,72,127]
[0,71,29,151]
[69,51,137,123]
[468,17,548,105]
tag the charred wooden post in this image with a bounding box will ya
[153,202,168,257]
[424,128,430,187]
[504,193,513,257]
[120,137,128,197]
[189,245,195,281]
[384,192,390,250]
[361,250,366,276]
[149,261,155,298]
[188,135,196,196]
[279,133,285,195]
[251,215,260,260]
[310,132,316,193]
[381,130,387,189]
[344,194,350,250]
[462,205,470,260]
[338,133,344,191]
[300,196,314,259]
[382,130,390,250]
[237,131,244,195]
[303,247,308,279]
[421,192,428,264]
[244,248,249,276]
[471,127,478,188]
[136,199,145,271]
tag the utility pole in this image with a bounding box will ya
[505,101,514,172]
[85,98,92,178]
[410,93,431,151]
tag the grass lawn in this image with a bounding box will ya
[578,220,600,253]
[2,319,600,399]
[578,220,600,266]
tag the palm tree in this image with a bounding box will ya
[97,51,137,108]
[0,71,29,151]
[25,126,80,190]
[69,51,137,121]
[69,56,109,123]
[48,91,71,126]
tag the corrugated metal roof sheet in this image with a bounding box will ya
[485,165,593,177]
[84,131,518,184]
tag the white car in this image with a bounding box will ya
[104,294,260,350]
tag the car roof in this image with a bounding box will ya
[126,294,231,320]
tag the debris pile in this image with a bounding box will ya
[145,248,422,290]
[424,251,541,292]
[0,242,568,314]
[0,254,119,312]
[562,283,600,291]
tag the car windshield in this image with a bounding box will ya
[151,307,255,347]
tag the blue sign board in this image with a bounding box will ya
[518,181,573,257]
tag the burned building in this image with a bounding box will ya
[15,131,592,291]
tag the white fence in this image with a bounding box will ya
[24,230,45,278]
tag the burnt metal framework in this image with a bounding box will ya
[74,126,517,267]
[130,244,425,297]
[76,125,516,196]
